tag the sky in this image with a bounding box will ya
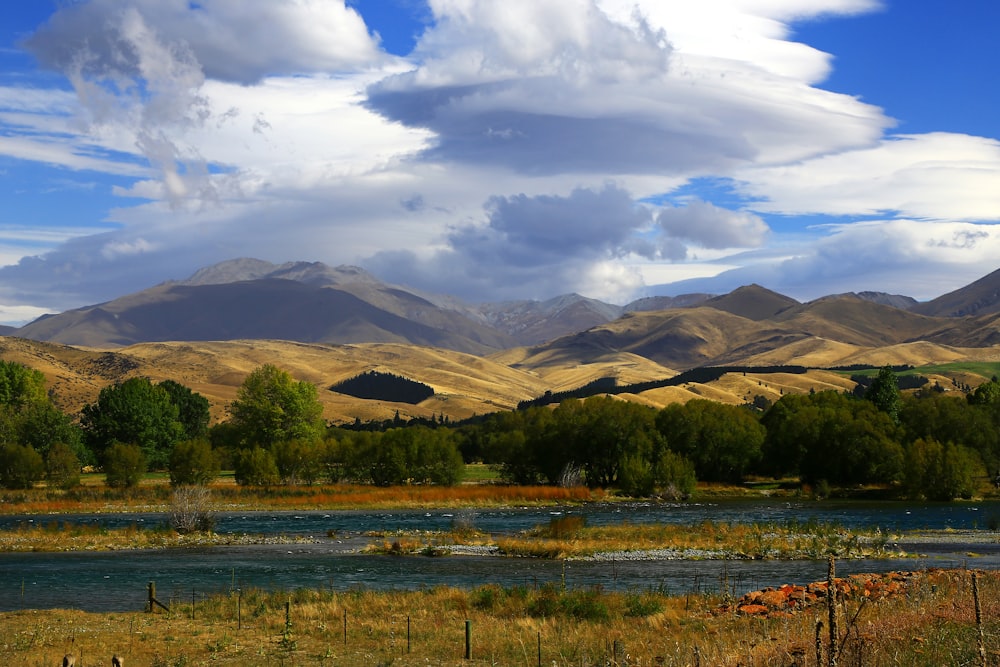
[1,0,999,325]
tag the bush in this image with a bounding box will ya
[234,447,280,486]
[103,442,146,489]
[169,485,215,533]
[0,443,44,489]
[169,438,220,486]
[45,441,81,489]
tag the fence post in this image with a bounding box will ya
[827,556,837,667]
[973,572,987,667]
[465,620,471,660]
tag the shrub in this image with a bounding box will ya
[169,438,220,486]
[45,441,81,489]
[169,485,215,533]
[0,443,44,489]
[234,447,280,486]
[103,442,146,489]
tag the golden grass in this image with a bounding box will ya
[1,569,996,666]
[366,517,903,561]
[0,482,601,516]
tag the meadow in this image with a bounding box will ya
[1,568,996,666]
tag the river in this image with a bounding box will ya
[2,499,998,612]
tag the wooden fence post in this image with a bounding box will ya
[147,581,169,613]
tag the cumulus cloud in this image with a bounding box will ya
[366,0,889,175]
[4,0,999,317]
[657,200,769,249]
[368,184,654,302]
[24,0,384,85]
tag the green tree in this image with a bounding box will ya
[169,438,220,486]
[227,365,325,448]
[234,446,280,486]
[0,443,44,489]
[80,378,184,469]
[968,376,1000,406]
[159,380,211,440]
[45,441,81,489]
[0,360,47,408]
[272,438,323,485]
[656,400,764,483]
[764,391,902,486]
[903,438,983,500]
[103,442,146,489]
[865,366,901,424]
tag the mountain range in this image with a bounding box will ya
[4,259,1000,423]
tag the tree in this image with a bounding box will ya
[80,378,185,469]
[234,447,280,486]
[0,443,44,489]
[968,377,1000,406]
[159,380,211,440]
[103,442,146,489]
[227,365,325,448]
[656,400,764,483]
[903,438,983,500]
[0,360,47,408]
[865,366,901,424]
[169,438,220,486]
[45,441,81,490]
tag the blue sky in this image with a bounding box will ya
[0,0,998,325]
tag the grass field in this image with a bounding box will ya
[1,568,996,666]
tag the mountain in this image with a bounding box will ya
[700,284,799,321]
[12,258,1000,375]
[478,294,623,345]
[16,276,516,354]
[520,289,995,371]
[623,293,713,312]
[910,267,1000,318]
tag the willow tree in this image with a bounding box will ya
[227,364,325,449]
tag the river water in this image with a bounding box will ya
[2,499,999,612]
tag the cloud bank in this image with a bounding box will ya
[0,0,997,323]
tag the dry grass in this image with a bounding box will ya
[8,333,1000,427]
[1,569,996,666]
[0,481,601,517]
[367,517,903,561]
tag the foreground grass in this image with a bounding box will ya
[2,568,996,666]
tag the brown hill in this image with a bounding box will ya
[701,284,799,321]
[0,336,552,424]
[911,267,1000,318]
[772,295,938,347]
[16,279,515,354]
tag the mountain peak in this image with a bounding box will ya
[702,284,799,321]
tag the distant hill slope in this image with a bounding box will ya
[911,267,1000,318]
[478,294,623,345]
[10,258,1000,367]
[16,278,516,354]
[0,336,551,423]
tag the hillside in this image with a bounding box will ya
[0,336,549,424]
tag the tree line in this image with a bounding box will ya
[2,359,999,501]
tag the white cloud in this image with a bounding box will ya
[657,200,770,249]
[4,0,999,315]
[366,0,890,176]
[25,0,385,85]
[740,133,1000,221]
